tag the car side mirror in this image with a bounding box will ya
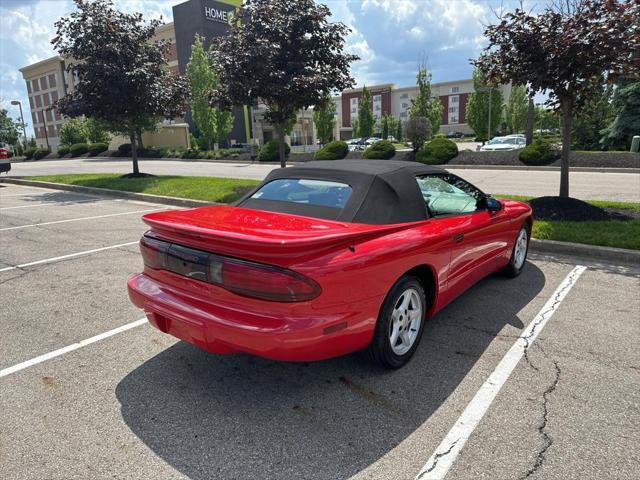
[486,196,502,212]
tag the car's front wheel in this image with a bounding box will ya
[502,224,529,277]
[364,276,426,369]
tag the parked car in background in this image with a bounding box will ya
[128,160,532,369]
[447,131,465,139]
[365,137,381,146]
[0,149,11,174]
[346,138,366,151]
[479,136,526,151]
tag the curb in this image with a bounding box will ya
[0,178,211,209]
[530,238,640,265]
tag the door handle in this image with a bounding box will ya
[452,233,464,243]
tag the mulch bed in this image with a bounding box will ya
[528,196,639,221]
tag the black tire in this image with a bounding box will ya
[364,275,427,369]
[501,224,530,277]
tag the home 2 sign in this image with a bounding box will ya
[204,5,234,24]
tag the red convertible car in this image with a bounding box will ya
[128,160,532,368]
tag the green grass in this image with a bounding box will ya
[29,174,259,204]
[496,194,640,250]
[532,220,640,250]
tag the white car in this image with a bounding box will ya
[479,136,526,151]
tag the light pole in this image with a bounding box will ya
[40,110,50,150]
[10,100,27,144]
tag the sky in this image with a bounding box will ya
[0,0,534,137]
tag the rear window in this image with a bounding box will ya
[250,179,352,209]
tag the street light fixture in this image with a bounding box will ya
[10,100,28,144]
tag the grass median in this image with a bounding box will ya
[29,174,260,204]
[21,175,640,250]
[497,194,640,250]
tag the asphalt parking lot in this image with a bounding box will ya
[1,183,639,480]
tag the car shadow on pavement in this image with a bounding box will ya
[116,263,545,480]
[8,190,103,205]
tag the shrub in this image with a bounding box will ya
[519,139,558,165]
[182,149,199,159]
[315,140,348,160]
[417,137,459,164]
[58,146,70,157]
[138,147,165,158]
[363,140,396,159]
[33,148,51,160]
[117,143,132,156]
[87,142,108,156]
[69,143,89,157]
[23,147,39,159]
[259,140,290,162]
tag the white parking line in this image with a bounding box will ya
[415,265,587,480]
[0,241,139,273]
[0,199,99,210]
[0,208,160,231]
[0,318,148,378]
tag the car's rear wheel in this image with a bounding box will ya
[364,276,426,369]
[502,224,529,277]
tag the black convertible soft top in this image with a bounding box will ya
[238,160,448,224]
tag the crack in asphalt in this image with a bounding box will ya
[416,438,460,479]
[516,268,583,478]
[520,360,561,479]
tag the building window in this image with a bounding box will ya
[450,96,459,104]
[28,97,34,110]
[402,102,408,109]
[31,112,38,126]
[35,95,42,108]
[451,86,460,93]
[32,79,39,92]
[40,76,48,91]
[48,74,57,88]
[450,116,458,124]
[400,112,407,118]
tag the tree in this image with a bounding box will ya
[186,35,234,150]
[534,105,559,131]
[312,92,336,145]
[356,86,375,139]
[601,78,640,150]
[85,118,111,144]
[405,117,432,152]
[0,109,20,147]
[381,115,389,140]
[571,79,615,150]
[409,63,443,134]
[476,0,639,197]
[465,68,504,141]
[211,0,358,168]
[396,120,403,142]
[52,0,188,176]
[351,118,360,138]
[505,84,528,134]
[59,117,88,146]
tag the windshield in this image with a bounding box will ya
[250,178,353,209]
[489,137,520,145]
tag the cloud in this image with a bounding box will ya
[0,0,537,136]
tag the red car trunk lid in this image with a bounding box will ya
[143,205,424,265]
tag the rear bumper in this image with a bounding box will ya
[127,273,378,362]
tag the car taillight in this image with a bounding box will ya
[140,236,169,269]
[218,256,321,302]
[139,235,321,303]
